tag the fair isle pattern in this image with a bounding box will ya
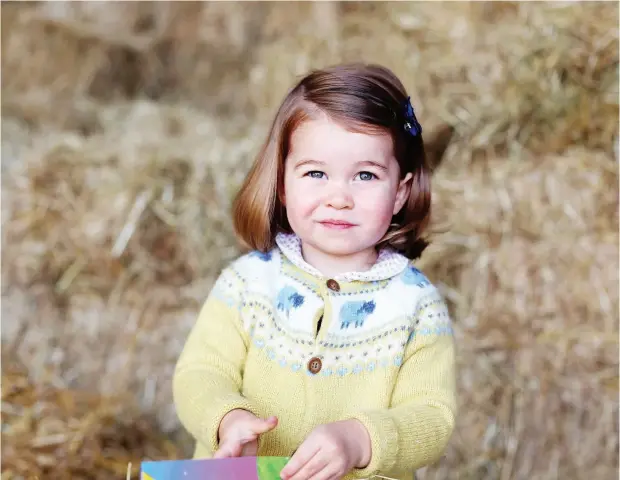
[407,291,453,341]
[209,264,247,310]
[275,232,410,282]
[243,295,416,377]
[209,236,453,377]
[240,289,452,377]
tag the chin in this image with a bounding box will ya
[311,238,374,257]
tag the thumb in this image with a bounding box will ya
[247,415,278,436]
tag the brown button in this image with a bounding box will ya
[326,279,340,292]
[307,356,322,374]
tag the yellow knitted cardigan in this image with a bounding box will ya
[173,233,457,480]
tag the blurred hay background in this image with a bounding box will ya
[2,2,618,479]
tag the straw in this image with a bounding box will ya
[1,356,182,479]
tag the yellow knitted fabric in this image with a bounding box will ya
[173,235,457,480]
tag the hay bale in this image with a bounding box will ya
[1,100,263,430]
[1,1,266,126]
[246,2,617,157]
[1,355,183,480]
[416,147,619,479]
[4,2,616,153]
[3,102,228,291]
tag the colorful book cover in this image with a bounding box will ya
[140,456,289,480]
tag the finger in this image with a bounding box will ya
[287,454,329,480]
[305,461,347,480]
[213,439,243,459]
[321,466,348,480]
[240,439,258,457]
[310,467,342,480]
[280,443,321,479]
[236,416,277,445]
[248,415,278,435]
[323,472,345,480]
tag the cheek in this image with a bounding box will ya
[287,196,315,218]
[356,187,397,221]
[284,178,317,218]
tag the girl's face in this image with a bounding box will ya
[282,114,412,275]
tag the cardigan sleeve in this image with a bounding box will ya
[172,265,262,455]
[347,286,457,478]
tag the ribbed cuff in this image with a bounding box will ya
[203,394,262,454]
[347,410,399,478]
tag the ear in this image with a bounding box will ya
[393,172,413,215]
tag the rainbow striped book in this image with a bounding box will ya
[140,457,289,480]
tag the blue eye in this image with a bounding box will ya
[306,171,325,179]
[358,171,376,181]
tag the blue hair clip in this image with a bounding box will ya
[403,96,422,137]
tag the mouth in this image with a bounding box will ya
[318,220,356,229]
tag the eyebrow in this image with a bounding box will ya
[294,159,388,171]
[356,160,388,171]
[294,158,326,169]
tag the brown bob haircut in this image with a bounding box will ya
[232,63,431,260]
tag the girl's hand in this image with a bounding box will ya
[214,409,278,458]
[280,419,371,480]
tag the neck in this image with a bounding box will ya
[300,242,378,278]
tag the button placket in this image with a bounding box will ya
[307,279,339,375]
[315,279,337,344]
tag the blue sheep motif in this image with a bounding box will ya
[402,266,430,288]
[339,300,376,329]
[276,286,305,316]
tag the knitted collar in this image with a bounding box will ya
[275,232,410,282]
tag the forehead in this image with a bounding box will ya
[288,115,395,163]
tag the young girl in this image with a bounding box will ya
[173,63,456,480]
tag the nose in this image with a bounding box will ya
[325,182,353,210]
